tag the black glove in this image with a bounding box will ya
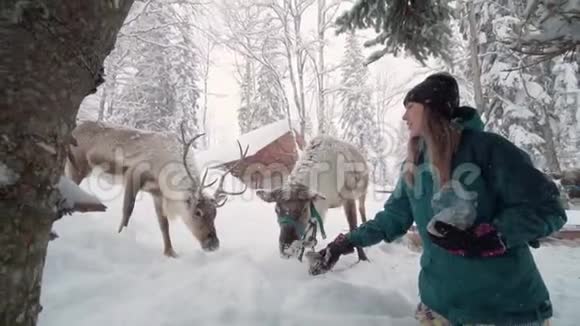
[307,233,354,275]
[428,221,507,258]
[528,239,541,248]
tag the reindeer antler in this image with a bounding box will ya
[213,140,250,207]
[199,166,218,191]
[180,121,216,189]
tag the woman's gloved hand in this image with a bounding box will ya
[428,221,507,257]
[306,233,354,275]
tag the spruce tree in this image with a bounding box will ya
[336,0,579,65]
[251,37,286,131]
[103,0,201,138]
[237,58,256,134]
[237,35,286,134]
[335,0,454,65]
[339,32,380,163]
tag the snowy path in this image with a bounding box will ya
[40,180,580,326]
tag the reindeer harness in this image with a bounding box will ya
[277,201,326,261]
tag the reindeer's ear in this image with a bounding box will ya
[289,184,326,201]
[308,190,326,201]
[302,189,325,201]
[256,189,280,203]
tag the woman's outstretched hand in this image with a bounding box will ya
[307,233,354,275]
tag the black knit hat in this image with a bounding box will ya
[403,72,460,119]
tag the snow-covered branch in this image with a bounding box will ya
[56,176,107,216]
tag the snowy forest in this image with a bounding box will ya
[2,0,580,325]
[77,0,579,188]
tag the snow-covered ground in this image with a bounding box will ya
[40,177,580,326]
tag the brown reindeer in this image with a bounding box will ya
[65,120,248,257]
[255,135,369,261]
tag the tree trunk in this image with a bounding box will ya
[0,1,134,325]
[98,86,108,121]
[281,19,303,138]
[294,13,307,139]
[202,38,212,149]
[277,0,308,139]
[539,107,562,174]
[542,123,562,173]
[317,0,326,135]
[467,1,485,115]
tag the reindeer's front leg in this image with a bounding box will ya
[358,193,367,223]
[344,199,368,261]
[119,165,148,233]
[153,195,177,258]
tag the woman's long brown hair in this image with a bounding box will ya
[403,105,461,189]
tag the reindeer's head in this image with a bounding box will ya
[181,127,248,252]
[256,184,325,258]
[187,191,220,252]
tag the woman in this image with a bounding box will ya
[308,73,567,325]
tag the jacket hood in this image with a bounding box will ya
[452,106,484,131]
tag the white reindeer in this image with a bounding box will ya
[255,135,369,261]
[65,120,248,257]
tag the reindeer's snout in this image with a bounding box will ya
[279,225,299,258]
[279,243,293,259]
[201,231,219,252]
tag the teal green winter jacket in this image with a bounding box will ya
[346,108,567,325]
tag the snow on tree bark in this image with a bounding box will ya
[550,58,580,169]
[0,1,134,325]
